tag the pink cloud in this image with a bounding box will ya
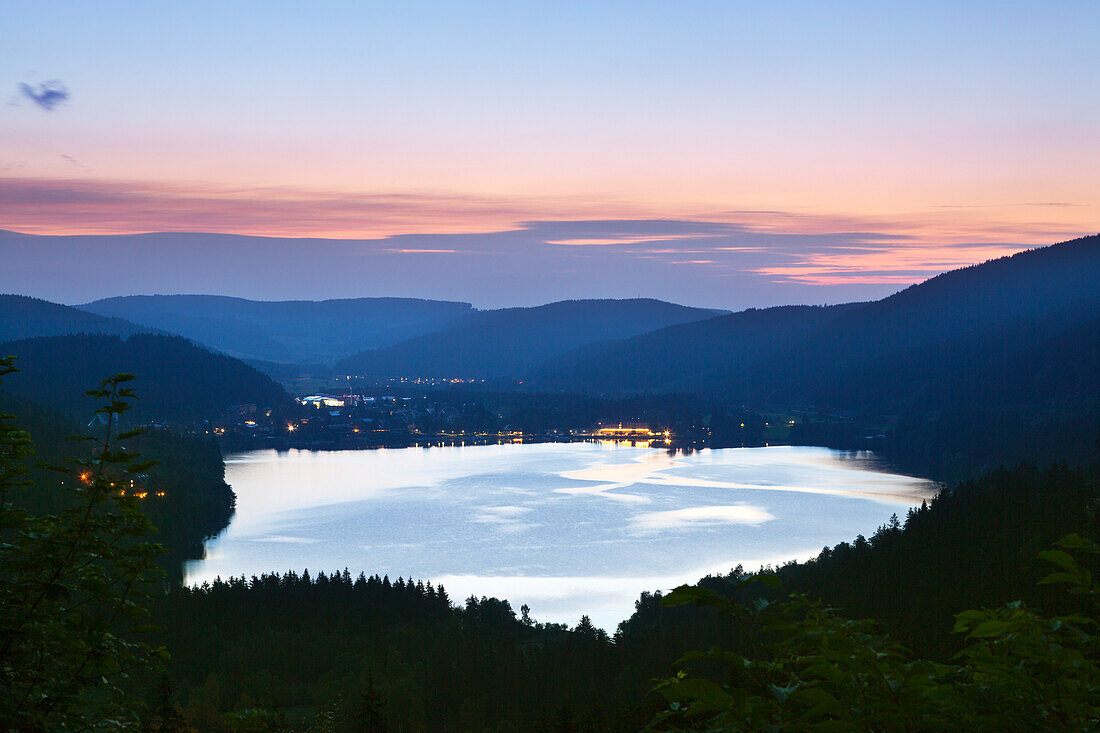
[0,176,1091,299]
[0,177,594,239]
[752,242,1032,284]
[383,248,459,254]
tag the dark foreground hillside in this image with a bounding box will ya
[0,331,291,579]
[2,355,1098,729]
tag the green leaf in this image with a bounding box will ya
[1038,571,1083,587]
[1054,534,1100,552]
[793,687,840,711]
[965,620,1012,638]
[666,678,735,708]
[1038,549,1079,571]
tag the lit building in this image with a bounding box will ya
[299,395,345,408]
[595,423,656,438]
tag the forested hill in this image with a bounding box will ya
[0,294,151,342]
[734,233,1100,404]
[619,462,1099,664]
[531,303,859,394]
[798,299,1100,415]
[531,234,1100,404]
[938,312,1100,412]
[0,333,291,423]
[78,294,475,365]
[334,298,726,379]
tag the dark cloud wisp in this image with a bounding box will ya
[19,80,70,111]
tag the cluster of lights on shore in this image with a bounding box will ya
[74,470,164,500]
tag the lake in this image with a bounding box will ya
[185,442,936,630]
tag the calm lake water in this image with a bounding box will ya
[185,443,935,630]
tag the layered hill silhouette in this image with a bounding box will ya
[333,298,726,379]
[7,235,1097,419]
[0,294,153,342]
[531,234,1100,412]
[779,297,1100,414]
[0,333,291,423]
[78,295,475,365]
[737,234,1100,404]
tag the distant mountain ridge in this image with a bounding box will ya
[6,234,1098,413]
[78,295,475,364]
[333,298,728,379]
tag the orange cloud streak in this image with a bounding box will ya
[2,175,1093,291]
[752,242,1032,284]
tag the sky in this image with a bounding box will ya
[2,1,1098,308]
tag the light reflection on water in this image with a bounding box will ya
[186,443,935,630]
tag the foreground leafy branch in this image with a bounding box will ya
[0,359,165,731]
[648,537,1099,732]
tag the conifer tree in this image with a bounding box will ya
[349,674,388,733]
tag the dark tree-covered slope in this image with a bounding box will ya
[785,296,1100,414]
[79,294,475,365]
[797,234,1100,366]
[335,298,725,379]
[0,333,291,423]
[531,304,858,395]
[735,233,1100,405]
[0,294,150,342]
[775,462,1098,656]
[159,576,636,731]
[616,461,1098,674]
[859,313,1100,480]
[937,311,1100,413]
[530,234,1100,403]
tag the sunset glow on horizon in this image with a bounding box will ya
[2,1,1097,307]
